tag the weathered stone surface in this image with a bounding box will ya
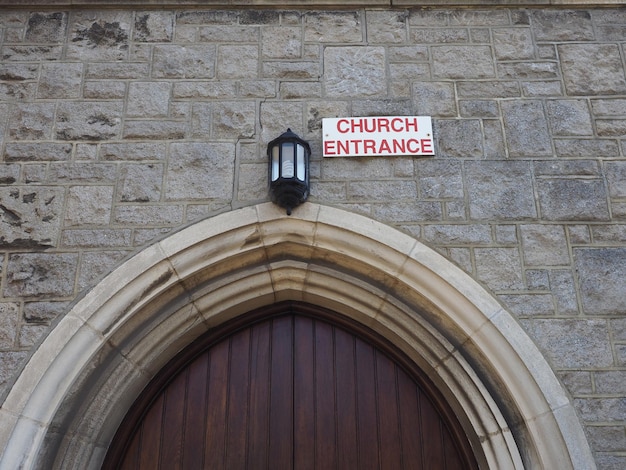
[23,301,69,324]
[65,151,129,176]
[0,352,28,395]
[9,102,55,140]
[61,229,132,248]
[25,12,68,43]
[36,62,83,99]
[56,102,122,141]
[466,161,536,220]
[78,251,127,291]
[432,45,495,79]
[133,11,173,42]
[64,186,114,227]
[605,162,626,198]
[114,204,184,225]
[531,10,594,41]
[499,294,555,317]
[575,248,626,315]
[166,143,235,200]
[348,180,417,201]
[212,101,256,139]
[100,142,165,161]
[118,164,163,202]
[417,160,463,199]
[324,47,386,98]
[475,247,524,290]
[550,270,579,315]
[411,28,468,44]
[414,82,456,117]
[424,224,491,245]
[304,12,362,43]
[435,120,483,157]
[261,26,301,58]
[366,11,407,44]
[4,253,78,298]
[67,12,131,61]
[217,45,258,79]
[153,45,216,79]
[502,100,552,157]
[123,120,186,140]
[537,179,609,221]
[575,397,626,422]
[4,143,72,162]
[492,27,534,60]
[559,44,626,96]
[520,224,569,266]
[546,100,593,136]
[126,82,171,118]
[0,303,19,349]
[521,319,613,368]
[0,186,63,248]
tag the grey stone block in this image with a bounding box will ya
[466,161,536,220]
[4,253,78,298]
[537,179,609,221]
[502,100,552,157]
[521,318,613,368]
[324,47,386,98]
[166,143,235,200]
[559,44,626,96]
[575,248,626,315]
[432,45,495,79]
[520,224,569,266]
[0,186,63,248]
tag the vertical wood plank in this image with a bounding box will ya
[247,320,272,469]
[420,393,445,469]
[138,394,164,470]
[294,315,315,470]
[314,321,337,469]
[397,371,424,470]
[268,316,294,467]
[355,338,379,470]
[160,370,187,469]
[119,428,141,470]
[182,353,209,468]
[376,353,402,470]
[334,326,358,469]
[204,339,229,468]
[225,329,251,468]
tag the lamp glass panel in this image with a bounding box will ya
[271,145,280,181]
[296,144,306,181]
[282,142,295,178]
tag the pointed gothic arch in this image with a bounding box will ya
[0,203,594,469]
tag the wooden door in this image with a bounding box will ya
[103,303,478,469]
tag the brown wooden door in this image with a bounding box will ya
[104,303,478,469]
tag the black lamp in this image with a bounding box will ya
[268,128,311,215]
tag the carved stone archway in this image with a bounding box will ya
[0,203,594,469]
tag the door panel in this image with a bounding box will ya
[104,303,478,469]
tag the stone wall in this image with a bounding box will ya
[0,7,625,468]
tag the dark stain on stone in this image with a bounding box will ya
[0,204,22,226]
[240,10,280,25]
[73,21,128,48]
[135,14,150,38]
[0,237,53,249]
[140,269,174,301]
[22,193,36,204]
[87,114,116,127]
[0,177,16,184]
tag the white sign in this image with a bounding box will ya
[323,116,434,157]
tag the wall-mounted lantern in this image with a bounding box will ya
[268,128,311,215]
